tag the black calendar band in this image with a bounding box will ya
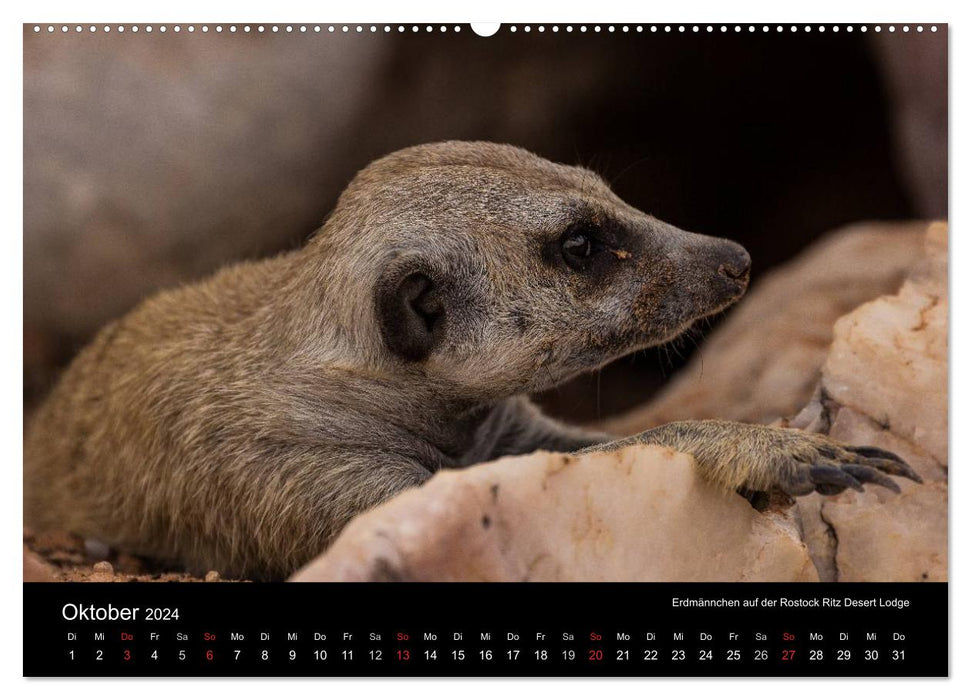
[24,582,947,677]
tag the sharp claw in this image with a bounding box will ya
[842,464,902,493]
[782,479,816,497]
[848,445,908,464]
[815,483,848,495]
[861,458,924,483]
[809,464,864,492]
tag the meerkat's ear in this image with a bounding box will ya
[376,267,445,362]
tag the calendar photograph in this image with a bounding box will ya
[23,22,947,595]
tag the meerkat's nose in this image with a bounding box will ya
[718,245,751,282]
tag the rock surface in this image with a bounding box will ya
[819,222,947,464]
[604,222,926,433]
[790,222,948,582]
[291,445,818,582]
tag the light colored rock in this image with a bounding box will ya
[793,404,948,582]
[791,222,947,582]
[605,222,926,435]
[291,445,817,583]
[826,480,947,582]
[89,560,116,583]
[820,222,947,464]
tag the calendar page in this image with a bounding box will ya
[22,20,948,678]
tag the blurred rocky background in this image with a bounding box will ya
[24,25,946,422]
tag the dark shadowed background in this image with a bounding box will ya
[23,25,947,421]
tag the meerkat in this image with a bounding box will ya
[24,141,921,580]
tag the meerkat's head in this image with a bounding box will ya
[309,141,750,399]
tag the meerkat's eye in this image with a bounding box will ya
[563,233,592,257]
[559,224,602,269]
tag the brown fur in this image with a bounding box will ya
[24,142,917,580]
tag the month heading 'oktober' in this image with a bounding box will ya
[61,604,181,622]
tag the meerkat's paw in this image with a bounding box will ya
[631,421,923,499]
[772,436,923,497]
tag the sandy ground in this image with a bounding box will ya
[23,528,237,582]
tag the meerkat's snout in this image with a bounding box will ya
[711,240,752,304]
[619,228,752,351]
[678,232,751,304]
[716,244,751,285]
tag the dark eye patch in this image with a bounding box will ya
[559,222,604,270]
[539,209,634,282]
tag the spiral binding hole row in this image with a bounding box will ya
[31,24,940,35]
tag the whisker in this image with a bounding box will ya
[543,362,557,391]
[607,154,654,189]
